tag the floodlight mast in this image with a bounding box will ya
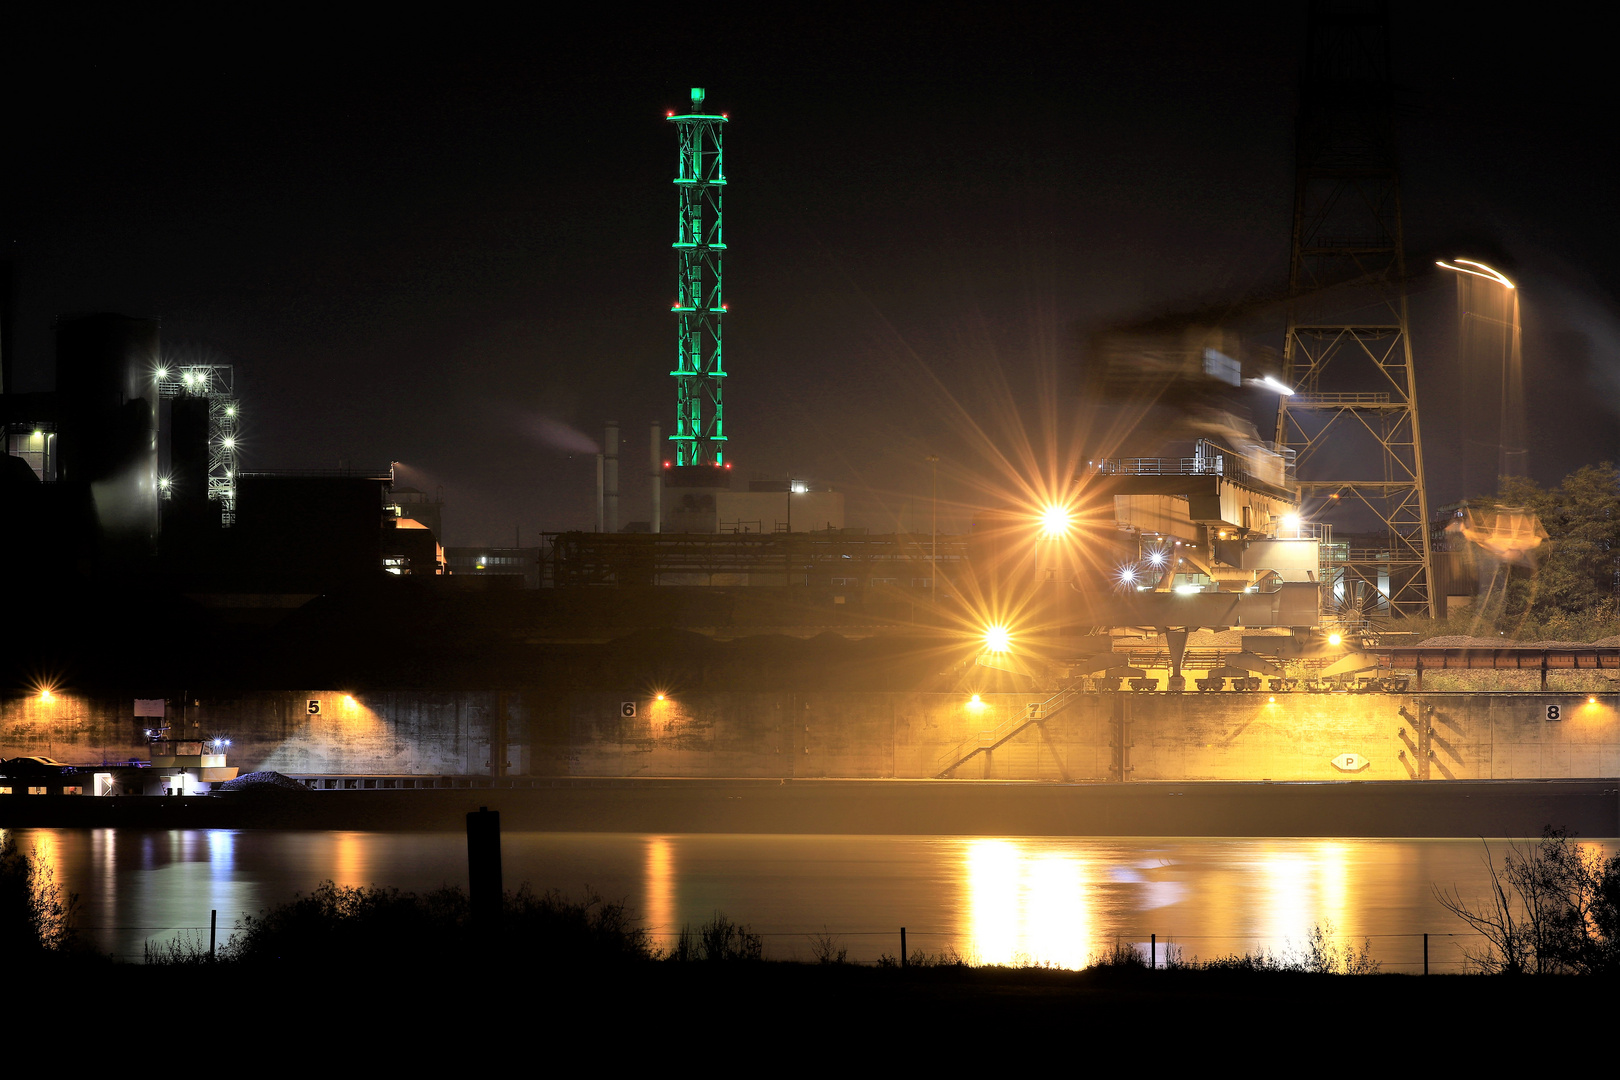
[668,87,727,467]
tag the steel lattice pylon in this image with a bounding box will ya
[158,363,239,524]
[668,87,727,466]
[1273,1,1434,621]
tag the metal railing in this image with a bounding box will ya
[933,687,1081,777]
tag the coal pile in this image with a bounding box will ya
[218,771,310,792]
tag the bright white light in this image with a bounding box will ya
[1174,584,1203,594]
[155,367,169,380]
[1262,376,1295,396]
[984,625,1012,652]
[1039,504,1073,537]
[1118,567,1137,585]
[1281,514,1301,534]
[222,437,235,449]
[1437,257,1515,289]
[1328,633,1343,647]
[1148,550,1166,566]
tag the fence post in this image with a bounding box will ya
[1423,933,1428,975]
[1151,933,1156,969]
[901,927,907,968]
[210,909,217,960]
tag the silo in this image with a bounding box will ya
[55,313,161,561]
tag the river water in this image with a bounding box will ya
[9,829,1610,969]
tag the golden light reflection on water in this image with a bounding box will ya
[956,838,1425,967]
[645,836,675,939]
[963,839,1090,967]
[330,831,366,887]
[12,831,1618,969]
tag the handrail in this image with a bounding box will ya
[933,686,1082,778]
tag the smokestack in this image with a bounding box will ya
[604,420,620,534]
[595,452,604,532]
[650,421,662,533]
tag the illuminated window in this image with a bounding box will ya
[62,786,83,795]
[28,786,47,795]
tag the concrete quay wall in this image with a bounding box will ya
[4,689,1618,781]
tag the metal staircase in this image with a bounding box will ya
[932,687,1082,779]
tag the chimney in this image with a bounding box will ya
[604,420,620,534]
[650,421,663,534]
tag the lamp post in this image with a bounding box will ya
[925,455,939,601]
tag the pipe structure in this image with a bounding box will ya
[604,420,620,534]
[650,421,663,533]
[595,452,604,533]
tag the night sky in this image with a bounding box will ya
[5,7,1616,545]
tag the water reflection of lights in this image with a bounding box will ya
[963,840,1092,968]
[332,831,366,887]
[645,837,676,944]
[1261,848,1314,944]
[965,840,1022,964]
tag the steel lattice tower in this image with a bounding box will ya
[159,364,239,524]
[1273,1,1435,621]
[668,87,727,466]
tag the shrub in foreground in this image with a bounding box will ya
[153,881,654,966]
[0,832,77,958]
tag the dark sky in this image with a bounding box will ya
[5,6,1617,545]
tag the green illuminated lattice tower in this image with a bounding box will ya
[668,87,727,466]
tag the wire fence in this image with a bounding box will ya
[97,919,1495,972]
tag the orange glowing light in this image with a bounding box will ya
[656,693,666,702]
[38,689,55,703]
[984,625,1012,652]
[1436,257,1515,289]
[1039,504,1073,537]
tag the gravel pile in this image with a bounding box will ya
[218,770,310,792]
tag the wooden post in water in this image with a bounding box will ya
[900,927,907,968]
[1423,933,1428,975]
[210,909,217,960]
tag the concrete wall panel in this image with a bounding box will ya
[7,689,1620,782]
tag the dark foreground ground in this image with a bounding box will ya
[4,777,1618,836]
[13,961,1604,1061]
